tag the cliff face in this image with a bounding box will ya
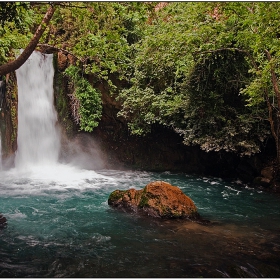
[0,72,18,167]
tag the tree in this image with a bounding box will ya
[0,3,56,76]
[117,2,270,156]
[232,2,280,179]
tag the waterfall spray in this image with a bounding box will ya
[15,51,60,169]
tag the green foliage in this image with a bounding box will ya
[64,65,102,132]
[0,2,34,65]
[236,2,280,104]
[2,1,280,159]
[0,2,31,28]
[179,50,270,155]
[48,2,150,92]
[117,2,272,156]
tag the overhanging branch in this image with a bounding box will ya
[0,4,56,76]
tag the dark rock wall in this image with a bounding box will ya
[92,117,266,181]
[0,72,18,167]
[53,52,78,139]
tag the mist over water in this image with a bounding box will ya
[0,51,280,277]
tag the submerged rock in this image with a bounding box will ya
[108,181,200,220]
[0,213,7,229]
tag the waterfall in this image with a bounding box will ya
[15,51,60,169]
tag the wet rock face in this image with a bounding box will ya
[108,181,200,220]
[0,213,7,229]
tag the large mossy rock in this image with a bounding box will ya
[108,181,200,219]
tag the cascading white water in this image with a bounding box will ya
[15,51,60,170]
[11,50,106,184]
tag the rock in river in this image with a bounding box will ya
[108,181,200,220]
[0,213,7,229]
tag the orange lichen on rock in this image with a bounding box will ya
[108,181,199,220]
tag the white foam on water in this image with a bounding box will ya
[0,164,117,197]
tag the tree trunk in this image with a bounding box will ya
[265,50,280,179]
[0,4,56,76]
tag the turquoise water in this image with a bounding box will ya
[0,166,280,277]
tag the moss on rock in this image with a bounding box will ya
[108,181,200,220]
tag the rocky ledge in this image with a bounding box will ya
[0,213,7,229]
[108,181,200,220]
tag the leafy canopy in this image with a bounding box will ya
[0,2,34,64]
[117,2,271,156]
[2,2,280,158]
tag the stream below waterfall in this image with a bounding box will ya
[0,51,280,277]
[0,169,280,277]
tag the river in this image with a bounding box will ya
[0,168,280,277]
